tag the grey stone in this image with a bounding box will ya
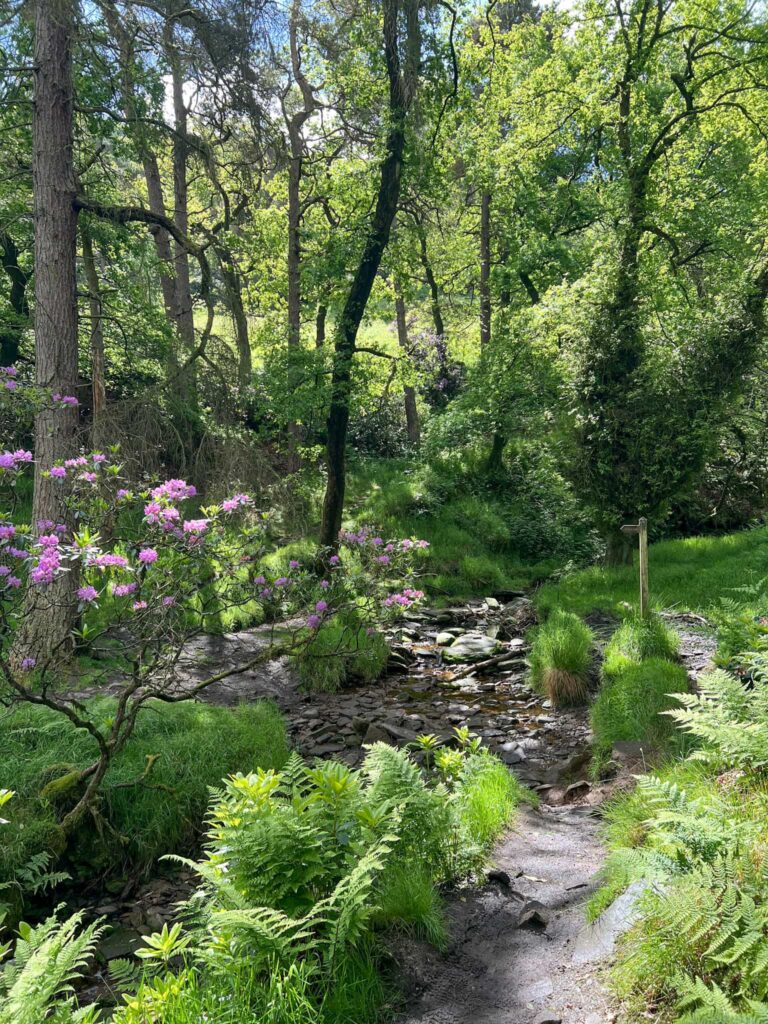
[362,723,391,745]
[572,881,649,964]
[442,633,502,663]
[517,899,549,929]
[533,1012,562,1024]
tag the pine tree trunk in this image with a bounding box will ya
[16,0,80,664]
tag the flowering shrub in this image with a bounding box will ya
[0,365,430,830]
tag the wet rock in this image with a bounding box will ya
[486,868,512,887]
[612,740,648,767]
[442,633,502,663]
[380,721,419,745]
[534,1012,562,1024]
[435,631,455,645]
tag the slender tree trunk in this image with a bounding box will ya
[315,302,327,347]
[395,289,420,447]
[166,27,198,417]
[319,0,421,547]
[0,232,30,366]
[80,223,107,434]
[416,222,444,338]
[217,247,251,391]
[17,0,80,664]
[287,135,303,349]
[479,191,492,347]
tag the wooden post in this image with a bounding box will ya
[621,517,650,617]
[638,517,649,618]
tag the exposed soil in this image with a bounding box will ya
[393,804,612,1024]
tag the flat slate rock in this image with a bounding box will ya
[442,633,502,663]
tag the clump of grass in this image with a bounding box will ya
[293,612,389,692]
[602,613,679,680]
[590,658,689,756]
[0,699,288,885]
[528,609,594,706]
[375,863,448,948]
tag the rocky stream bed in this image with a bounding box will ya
[67,596,717,1020]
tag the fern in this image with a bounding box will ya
[0,908,103,1024]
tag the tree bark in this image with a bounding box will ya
[319,0,421,547]
[395,288,420,447]
[415,220,444,338]
[479,191,491,347]
[217,245,252,391]
[17,0,80,664]
[80,223,107,433]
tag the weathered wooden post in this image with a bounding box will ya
[620,517,649,617]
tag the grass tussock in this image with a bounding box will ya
[590,657,689,757]
[528,609,594,706]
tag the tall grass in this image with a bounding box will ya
[0,699,288,884]
[602,613,679,680]
[590,658,689,755]
[528,609,594,705]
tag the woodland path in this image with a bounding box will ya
[391,610,717,1024]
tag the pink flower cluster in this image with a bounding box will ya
[29,536,62,585]
[151,479,197,502]
[88,553,129,570]
[383,587,425,608]
[2,366,18,392]
[52,393,79,407]
[0,449,32,470]
[144,502,181,529]
[221,493,252,513]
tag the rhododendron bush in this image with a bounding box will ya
[0,368,428,830]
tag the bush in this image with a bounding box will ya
[0,699,288,892]
[602,613,679,680]
[528,610,594,706]
[591,658,689,755]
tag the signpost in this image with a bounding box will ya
[620,517,649,617]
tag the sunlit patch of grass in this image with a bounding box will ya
[528,610,594,706]
[537,526,768,619]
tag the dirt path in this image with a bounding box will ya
[394,804,613,1024]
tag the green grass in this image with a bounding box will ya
[590,658,689,756]
[528,609,594,706]
[343,458,566,600]
[537,525,768,619]
[0,699,288,887]
[602,613,680,680]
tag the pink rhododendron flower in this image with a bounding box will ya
[112,582,138,597]
[315,600,328,612]
[138,548,158,564]
[132,600,147,610]
[307,614,321,629]
[49,466,67,478]
[77,585,98,602]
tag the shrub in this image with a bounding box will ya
[528,609,594,706]
[590,658,689,755]
[602,614,679,680]
[0,700,288,893]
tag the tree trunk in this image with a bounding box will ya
[479,191,491,347]
[319,0,421,548]
[604,529,634,567]
[416,221,444,338]
[166,26,198,416]
[0,231,30,366]
[80,223,107,435]
[217,247,251,391]
[315,302,327,347]
[395,289,420,447]
[17,0,80,664]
